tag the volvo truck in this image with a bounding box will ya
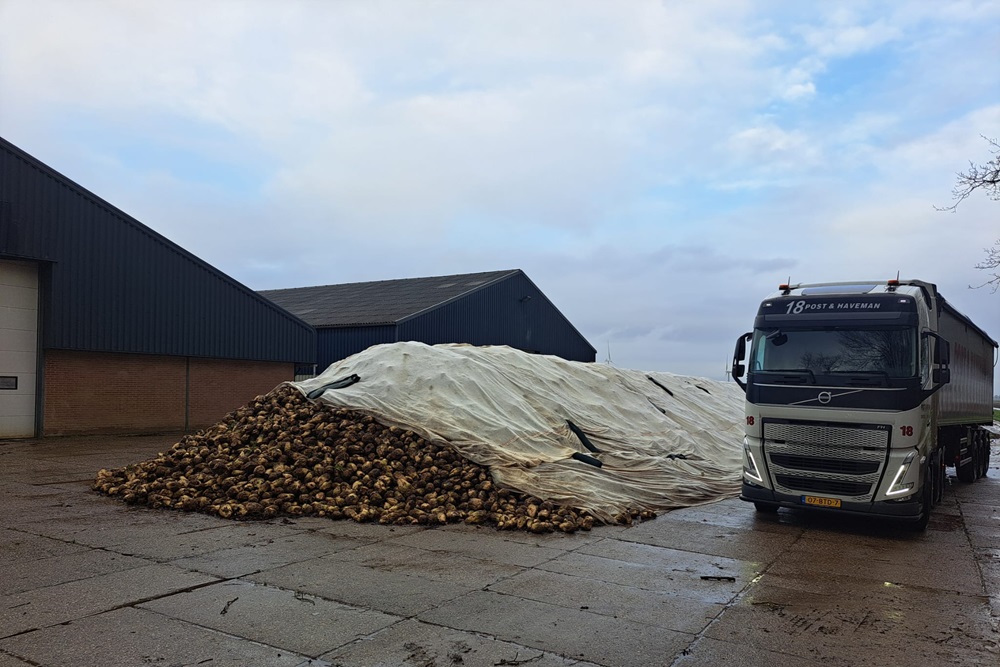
[731,279,997,529]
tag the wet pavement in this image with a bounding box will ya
[1,433,998,667]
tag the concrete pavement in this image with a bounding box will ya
[1,433,998,666]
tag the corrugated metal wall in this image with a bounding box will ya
[309,274,595,372]
[399,272,596,362]
[0,137,315,363]
[316,325,397,373]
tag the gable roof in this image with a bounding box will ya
[0,136,315,363]
[259,269,521,328]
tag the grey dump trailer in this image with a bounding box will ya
[731,279,998,530]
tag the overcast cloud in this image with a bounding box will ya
[1,0,997,386]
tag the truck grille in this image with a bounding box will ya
[763,421,890,502]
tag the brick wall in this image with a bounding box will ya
[42,350,293,436]
[188,357,290,427]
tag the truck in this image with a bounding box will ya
[731,279,998,529]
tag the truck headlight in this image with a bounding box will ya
[743,437,764,483]
[886,451,917,496]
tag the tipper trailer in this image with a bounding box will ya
[731,279,997,529]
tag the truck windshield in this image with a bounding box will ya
[750,327,917,378]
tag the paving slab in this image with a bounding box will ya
[967,526,1000,550]
[653,502,807,533]
[0,484,116,526]
[16,502,225,541]
[541,540,754,604]
[705,574,999,666]
[0,563,217,638]
[0,528,90,565]
[19,511,302,561]
[2,546,150,596]
[0,606,317,667]
[979,547,1000,594]
[140,579,402,657]
[322,618,604,667]
[387,523,574,567]
[325,540,526,587]
[418,589,692,667]
[303,517,427,540]
[487,567,724,634]
[768,529,983,594]
[673,636,828,667]
[616,511,802,563]
[248,556,478,617]
[0,652,33,667]
[168,529,375,578]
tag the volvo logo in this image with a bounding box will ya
[790,388,865,407]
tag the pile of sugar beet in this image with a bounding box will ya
[94,384,655,533]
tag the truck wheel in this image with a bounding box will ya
[984,436,992,477]
[928,450,942,506]
[974,432,984,479]
[957,435,977,483]
[935,451,946,503]
[976,430,990,479]
[911,461,932,532]
[754,502,779,513]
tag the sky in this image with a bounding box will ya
[1,0,998,389]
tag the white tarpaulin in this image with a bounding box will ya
[293,342,745,520]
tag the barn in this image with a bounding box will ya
[260,269,596,376]
[0,137,316,437]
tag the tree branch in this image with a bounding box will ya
[935,135,1000,212]
[936,136,1000,292]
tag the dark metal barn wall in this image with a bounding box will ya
[0,138,315,363]
[399,273,596,362]
[316,325,396,372]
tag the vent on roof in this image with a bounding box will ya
[437,283,456,288]
[466,280,485,285]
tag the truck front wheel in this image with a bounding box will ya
[911,460,933,532]
[929,449,943,505]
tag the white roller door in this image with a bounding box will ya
[0,260,39,438]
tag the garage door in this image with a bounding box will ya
[0,260,39,438]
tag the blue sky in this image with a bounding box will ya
[1,0,998,388]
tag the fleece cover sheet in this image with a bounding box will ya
[293,342,745,520]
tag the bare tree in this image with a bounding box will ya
[938,135,1000,292]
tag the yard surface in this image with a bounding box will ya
[1,433,998,666]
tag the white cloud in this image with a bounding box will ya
[1,0,998,386]
[726,123,819,175]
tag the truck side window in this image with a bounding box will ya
[920,335,930,385]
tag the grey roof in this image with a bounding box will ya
[259,269,520,327]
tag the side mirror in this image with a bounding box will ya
[922,332,951,398]
[933,367,951,384]
[923,331,951,367]
[731,332,752,391]
[936,339,950,366]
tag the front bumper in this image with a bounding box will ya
[741,482,923,520]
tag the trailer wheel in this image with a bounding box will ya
[984,435,992,477]
[976,430,990,479]
[973,431,983,479]
[957,432,977,483]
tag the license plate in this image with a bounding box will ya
[802,495,841,508]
